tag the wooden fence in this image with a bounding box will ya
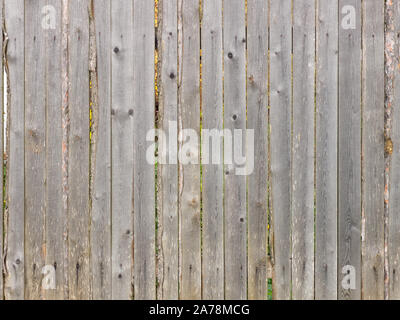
[0,0,397,300]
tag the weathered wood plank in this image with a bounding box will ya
[91,0,111,300]
[111,0,134,300]
[201,0,224,300]
[338,0,362,300]
[25,0,47,300]
[223,0,247,300]
[60,0,69,299]
[132,0,156,300]
[4,0,25,300]
[178,0,201,300]
[157,0,179,300]
[68,0,91,300]
[45,0,64,301]
[270,0,292,300]
[0,1,3,300]
[292,0,315,300]
[315,0,338,300]
[388,0,400,300]
[247,0,268,300]
[362,0,384,300]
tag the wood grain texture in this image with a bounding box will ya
[91,0,111,300]
[388,0,400,300]
[315,0,338,300]
[292,0,315,300]
[362,0,384,300]
[132,0,156,300]
[178,0,201,300]
[0,0,3,300]
[270,0,292,300]
[25,0,46,300]
[201,0,224,300]
[223,0,247,300]
[4,0,25,300]
[68,0,90,300]
[61,0,69,299]
[44,0,64,300]
[111,0,134,300]
[247,0,268,300]
[338,0,361,300]
[1,0,395,301]
[157,0,179,300]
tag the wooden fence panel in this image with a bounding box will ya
[270,0,292,300]
[315,0,338,300]
[292,0,315,300]
[132,0,156,300]
[223,0,247,300]
[362,0,384,300]
[201,0,224,300]
[4,0,25,300]
[91,0,112,300]
[338,0,362,300]
[157,0,179,300]
[178,0,201,300]
[25,0,47,300]
[0,0,395,301]
[111,0,134,300]
[247,0,268,300]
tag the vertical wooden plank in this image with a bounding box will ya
[133,0,156,300]
[178,0,201,300]
[292,0,315,300]
[45,0,64,301]
[91,0,111,300]
[111,0,134,300]
[24,0,63,300]
[0,0,3,301]
[362,0,384,300]
[158,0,179,300]
[270,0,292,300]
[201,0,224,300]
[247,0,268,300]
[338,0,361,300]
[61,0,69,299]
[68,0,90,300]
[388,0,400,300]
[4,0,25,300]
[25,0,46,300]
[315,0,338,300]
[223,0,247,300]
